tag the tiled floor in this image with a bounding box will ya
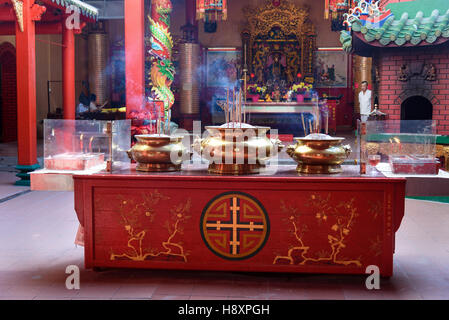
[0,171,448,300]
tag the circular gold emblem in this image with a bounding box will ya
[200,192,270,260]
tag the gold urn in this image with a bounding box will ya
[286,134,352,174]
[193,124,283,175]
[127,134,191,172]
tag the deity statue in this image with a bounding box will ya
[266,52,286,83]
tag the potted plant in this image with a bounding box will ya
[291,82,313,103]
[247,85,259,102]
[247,85,267,102]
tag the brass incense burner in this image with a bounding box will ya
[127,134,191,172]
[193,124,283,175]
[287,134,351,174]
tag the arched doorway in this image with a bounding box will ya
[400,95,433,132]
[0,42,17,142]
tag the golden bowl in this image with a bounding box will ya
[193,125,283,175]
[127,134,191,172]
[286,134,351,174]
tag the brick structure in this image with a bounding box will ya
[341,0,449,134]
[375,43,449,135]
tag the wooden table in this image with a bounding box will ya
[74,164,405,277]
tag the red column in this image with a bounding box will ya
[15,1,37,166]
[62,19,76,119]
[125,0,145,117]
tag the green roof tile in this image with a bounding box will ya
[45,0,99,20]
[341,0,449,52]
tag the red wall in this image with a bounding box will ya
[377,45,449,135]
[0,42,17,142]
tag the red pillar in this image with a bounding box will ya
[15,1,45,185]
[15,1,38,167]
[125,0,145,117]
[62,19,76,119]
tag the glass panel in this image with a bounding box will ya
[43,119,131,172]
[360,120,439,175]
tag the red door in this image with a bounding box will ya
[0,42,17,142]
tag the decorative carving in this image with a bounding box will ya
[398,64,410,82]
[11,0,24,32]
[30,3,46,21]
[242,0,316,84]
[243,0,313,42]
[398,62,437,82]
[10,0,46,32]
[424,63,437,81]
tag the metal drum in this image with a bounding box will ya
[88,32,109,105]
[179,43,200,115]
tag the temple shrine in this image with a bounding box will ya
[0,0,448,302]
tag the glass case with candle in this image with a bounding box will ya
[359,120,439,175]
[43,119,131,173]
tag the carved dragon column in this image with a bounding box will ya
[149,0,175,127]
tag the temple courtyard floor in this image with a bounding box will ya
[0,168,448,300]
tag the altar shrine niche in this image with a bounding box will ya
[241,0,316,89]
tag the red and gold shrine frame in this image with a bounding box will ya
[74,173,405,277]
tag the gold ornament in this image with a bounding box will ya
[11,0,24,32]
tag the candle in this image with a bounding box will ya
[244,44,247,66]
[233,88,236,124]
[226,88,229,124]
[79,134,84,152]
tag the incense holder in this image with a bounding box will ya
[286,134,351,174]
[193,124,284,175]
[127,135,191,172]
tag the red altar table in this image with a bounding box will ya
[74,165,405,277]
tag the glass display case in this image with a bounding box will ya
[358,120,439,175]
[43,119,131,173]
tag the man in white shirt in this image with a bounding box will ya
[358,81,372,122]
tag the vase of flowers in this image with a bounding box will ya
[247,84,267,102]
[291,82,313,103]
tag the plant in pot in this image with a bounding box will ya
[291,82,313,103]
[247,84,267,102]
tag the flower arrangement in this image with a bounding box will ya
[291,82,313,94]
[247,84,267,98]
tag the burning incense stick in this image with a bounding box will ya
[226,88,229,124]
[301,114,306,136]
[309,119,313,135]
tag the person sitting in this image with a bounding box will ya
[77,100,89,119]
[88,94,108,113]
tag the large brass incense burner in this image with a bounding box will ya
[287,134,351,174]
[127,134,191,172]
[193,124,283,175]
